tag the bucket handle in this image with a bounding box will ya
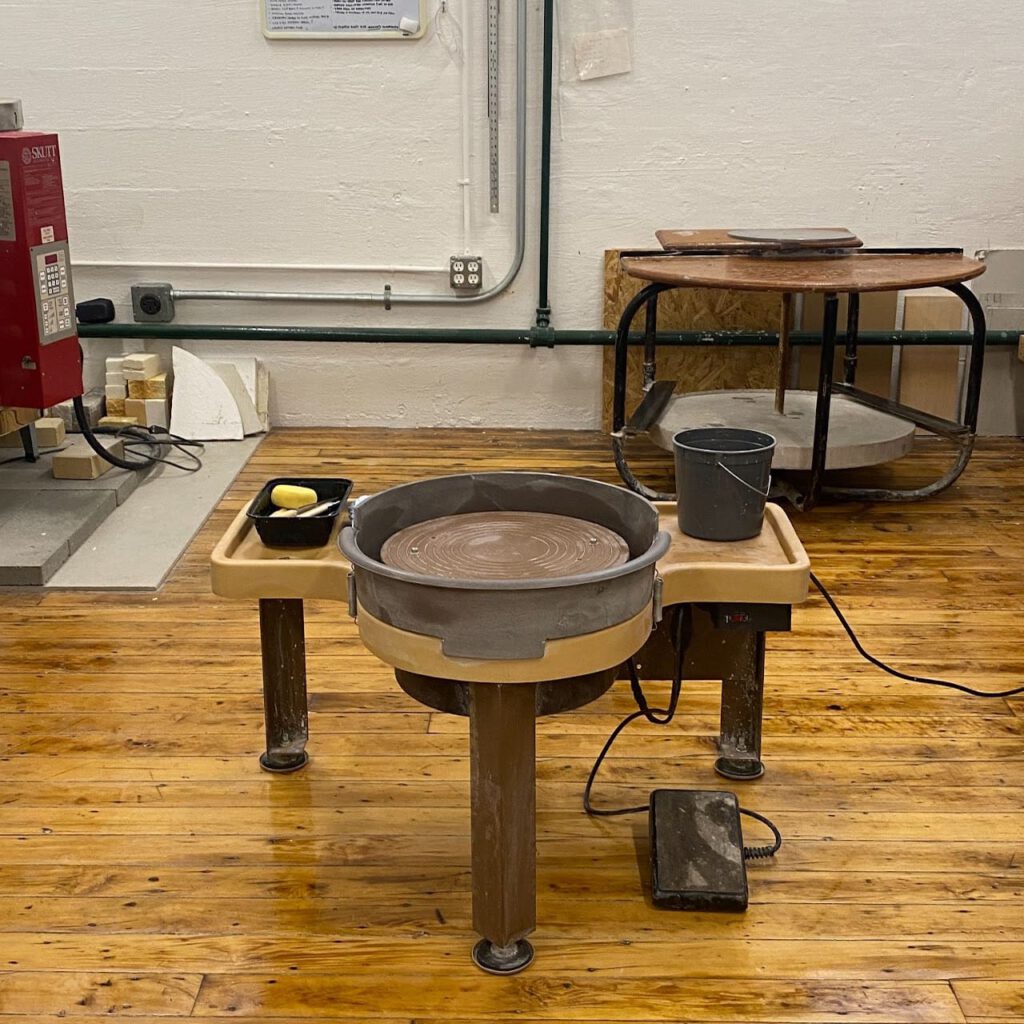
[717,461,772,499]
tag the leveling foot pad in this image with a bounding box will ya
[472,939,535,975]
[259,752,309,774]
[650,789,748,912]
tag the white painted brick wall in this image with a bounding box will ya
[5,0,1023,428]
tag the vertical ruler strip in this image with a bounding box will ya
[487,0,500,213]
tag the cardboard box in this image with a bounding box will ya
[52,438,125,480]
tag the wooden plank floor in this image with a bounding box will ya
[1,428,1023,1024]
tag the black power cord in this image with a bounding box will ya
[71,344,204,473]
[73,395,204,473]
[811,572,1024,699]
[584,607,782,861]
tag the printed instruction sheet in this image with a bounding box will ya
[262,0,425,38]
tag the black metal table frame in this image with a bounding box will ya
[611,247,989,510]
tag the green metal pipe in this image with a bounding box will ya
[534,0,555,331]
[78,323,1020,347]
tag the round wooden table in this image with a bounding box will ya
[613,242,987,508]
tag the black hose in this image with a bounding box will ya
[73,394,162,471]
[71,343,203,472]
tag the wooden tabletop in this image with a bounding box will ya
[655,228,863,251]
[622,252,986,294]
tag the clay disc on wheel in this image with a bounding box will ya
[380,511,629,581]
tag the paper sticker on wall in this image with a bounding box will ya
[560,0,634,82]
[574,28,633,81]
[261,0,426,39]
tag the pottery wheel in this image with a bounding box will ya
[381,511,630,581]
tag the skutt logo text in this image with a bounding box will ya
[22,145,57,165]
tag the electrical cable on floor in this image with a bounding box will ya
[584,606,782,861]
[811,571,1024,699]
[73,395,205,473]
[72,345,204,473]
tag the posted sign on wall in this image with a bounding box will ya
[262,0,426,38]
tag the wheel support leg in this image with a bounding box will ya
[258,598,310,773]
[468,682,537,975]
[715,631,767,781]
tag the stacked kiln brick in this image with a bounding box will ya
[102,353,170,430]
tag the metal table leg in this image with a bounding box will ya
[468,682,537,975]
[257,598,310,773]
[843,292,860,385]
[824,282,988,502]
[715,630,767,781]
[611,281,674,501]
[804,291,840,510]
[18,424,39,463]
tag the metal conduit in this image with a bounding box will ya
[77,324,1019,348]
[172,0,529,309]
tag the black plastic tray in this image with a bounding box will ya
[247,477,353,548]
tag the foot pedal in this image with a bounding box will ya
[650,789,748,912]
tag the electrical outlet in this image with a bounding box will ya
[131,283,175,323]
[450,256,483,292]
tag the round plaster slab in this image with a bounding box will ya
[650,390,916,471]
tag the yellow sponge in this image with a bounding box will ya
[271,484,318,510]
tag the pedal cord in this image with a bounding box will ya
[811,572,1024,699]
[583,606,782,861]
[72,345,204,473]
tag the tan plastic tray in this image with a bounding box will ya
[211,499,810,606]
[655,502,809,606]
[210,505,350,601]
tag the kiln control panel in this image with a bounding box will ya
[33,242,75,343]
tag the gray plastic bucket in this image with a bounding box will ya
[672,427,776,541]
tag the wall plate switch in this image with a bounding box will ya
[450,256,483,292]
[131,283,175,323]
